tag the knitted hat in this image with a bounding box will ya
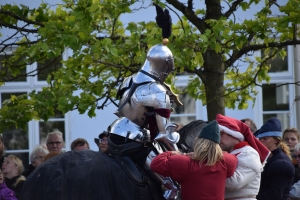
[254,118,282,138]
[198,120,220,144]
[216,114,270,164]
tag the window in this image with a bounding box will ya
[257,44,296,129]
[0,55,27,82]
[0,53,68,168]
[39,120,65,146]
[170,87,197,126]
[261,83,291,129]
[1,92,29,169]
[37,56,63,81]
[261,47,288,73]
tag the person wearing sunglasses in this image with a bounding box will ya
[94,131,109,153]
[46,130,64,154]
[255,118,294,200]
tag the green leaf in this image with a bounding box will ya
[196,53,204,66]
[215,43,221,53]
[40,43,49,52]
[110,48,118,57]
[240,2,250,11]
[199,34,208,42]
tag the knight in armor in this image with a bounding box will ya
[107,4,182,200]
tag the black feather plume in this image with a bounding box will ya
[153,3,172,39]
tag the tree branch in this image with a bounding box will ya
[187,0,193,10]
[208,50,277,103]
[255,81,300,88]
[0,22,38,33]
[0,9,44,27]
[224,0,244,18]
[0,40,39,49]
[225,40,300,69]
[166,0,207,32]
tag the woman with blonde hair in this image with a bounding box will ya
[2,155,26,199]
[283,127,300,177]
[283,128,300,154]
[150,120,237,200]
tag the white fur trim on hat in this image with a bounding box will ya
[218,124,244,141]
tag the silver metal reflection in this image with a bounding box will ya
[134,44,175,84]
[109,117,150,144]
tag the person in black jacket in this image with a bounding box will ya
[255,118,294,200]
[22,145,49,178]
[2,155,26,199]
[94,131,109,153]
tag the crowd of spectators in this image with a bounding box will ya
[0,129,109,199]
[2,115,300,199]
[151,115,300,200]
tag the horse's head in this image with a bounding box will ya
[177,120,209,153]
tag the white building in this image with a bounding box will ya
[1,0,299,168]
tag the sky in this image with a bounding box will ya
[0,0,291,149]
[1,0,288,42]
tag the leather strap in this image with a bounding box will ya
[140,70,163,84]
[113,155,146,187]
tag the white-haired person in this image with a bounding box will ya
[22,145,49,177]
[150,120,238,200]
[46,130,64,154]
[2,155,26,199]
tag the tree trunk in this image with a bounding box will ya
[202,49,225,121]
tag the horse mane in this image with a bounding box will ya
[177,120,209,153]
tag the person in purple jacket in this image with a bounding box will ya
[0,169,17,200]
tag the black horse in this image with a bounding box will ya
[20,120,208,200]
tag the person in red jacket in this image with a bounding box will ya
[150,120,238,200]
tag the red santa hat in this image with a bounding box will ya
[216,114,270,164]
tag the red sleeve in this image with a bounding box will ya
[150,151,191,183]
[222,152,238,178]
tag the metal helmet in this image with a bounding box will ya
[133,44,174,84]
[108,117,150,143]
